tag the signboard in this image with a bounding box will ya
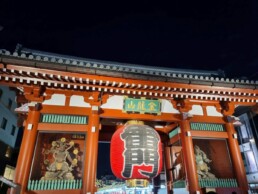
[3,165,15,180]
[123,97,161,114]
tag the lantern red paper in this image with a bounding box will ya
[110,123,162,179]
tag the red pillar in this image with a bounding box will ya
[179,119,200,194]
[82,105,100,194]
[164,144,173,194]
[11,104,41,194]
[225,122,249,194]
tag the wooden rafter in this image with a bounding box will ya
[0,64,257,105]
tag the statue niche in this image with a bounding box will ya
[194,145,216,179]
[41,137,79,180]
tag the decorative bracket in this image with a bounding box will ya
[181,112,193,120]
[172,99,193,113]
[23,86,45,102]
[83,91,110,107]
[28,101,41,111]
[220,101,235,116]
[83,91,101,106]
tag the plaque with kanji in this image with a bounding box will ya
[123,97,161,114]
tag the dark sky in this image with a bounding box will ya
[1,0,258,79]
[1,0,258,178]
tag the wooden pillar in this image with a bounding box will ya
[179,118,200,194]
[11,103,41,194]
[164,143,173,194]
[82,104,100,194]
[225,121,249,194]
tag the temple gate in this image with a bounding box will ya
[0,47,257,194]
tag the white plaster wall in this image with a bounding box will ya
[43,94,66,106]
[206,106,223,117]
[42,94,224,119]
[69,95,91,107]
[189,105,204,115]
[160,99,180,113]
[101,95,124,109]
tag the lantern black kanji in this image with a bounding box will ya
[110,121,162,179]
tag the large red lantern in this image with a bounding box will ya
[110,121,163,179]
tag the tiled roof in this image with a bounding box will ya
[19,45,225,77]
[0,47,257,89]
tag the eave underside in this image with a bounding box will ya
[0,62,257,104]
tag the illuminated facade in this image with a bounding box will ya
[0,46,257,194]
[234,107,258,192]
[0,85,22,193]
[0,85,20,148]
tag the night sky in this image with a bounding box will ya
[1,0,258,79]
[1,0,258,179]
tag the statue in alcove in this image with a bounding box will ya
[41,137,79,180]
[194,145,216,179]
